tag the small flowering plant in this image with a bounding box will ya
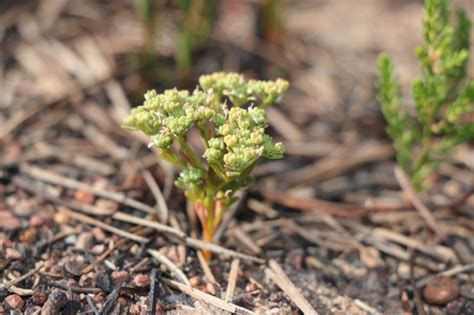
[124,72,288,258]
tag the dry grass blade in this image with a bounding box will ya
[394,166,446,239]
[112,211,185,238]
[142,170,169,222]
[13,176,115,216]
[371,227,456,263]
[232,226,262,255]
[184,237,265,264]
[284,141,394,187]
[197,251,217,284]
[61,208,148,243]
[266,260,318,315]
[266,107,305,141]
[20,164,156,214]
[148,249,190,285]
[224,258,240,302]
[263,190,369,218]
[163,278,254,314]
[35,143,115,176]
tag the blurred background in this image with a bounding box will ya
[0,1,473,313]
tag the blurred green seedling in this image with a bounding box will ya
[377,0,473,191]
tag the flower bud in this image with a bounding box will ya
[224,135,238,147]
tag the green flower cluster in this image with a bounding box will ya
[204,106,284,177]
[377,0,473,190]
[199,72,289,107]
[123,72,288,246]
[124,89,215,150]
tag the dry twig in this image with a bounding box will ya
[266,260,318,315]
[394,166,446,239]
[224,258,240,302]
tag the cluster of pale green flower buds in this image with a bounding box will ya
[199,72,289,107]
[204,106,284,177]
[124,72,288,188]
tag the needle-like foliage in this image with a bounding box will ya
[124,72,288,258]
[377,0,473,190]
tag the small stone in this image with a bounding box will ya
[0,237,12,248]
[133,274,151,287]
[293,254,304,270]
[54,211,71,225]
[91,227,107,241]
[41,289,67,314]
[24,305,42,314]
[4,294,24,310]
[29,212,53,227]
[189,276,202,287]
[360,246,382,268]
[111,270,130,286]
[155,303,165,315]
[19,228,37,244]
[90,244,105,255]
[0,211,21,231]
[74,190,95,204]
[29,214,46,227]
[245,282,259,293]
[269,292,283,303]
[423,275,459,305]
[75,232,94,251]
[31,292,48,306]
[64,256,86,276]
[95,199,119,212]
[5,248,22,260]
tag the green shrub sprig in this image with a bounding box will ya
[377,0,473,190]
[124,72,288,258]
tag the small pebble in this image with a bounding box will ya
[95,199,119,212]
[155,303,165,315]
[112,270,130,286]
[423,275,459,305]
[19,228,37,244]
[75,232,94,250]
[0,237,12,248]
[74,190,95,204]
[0,211,21,231]
[64,256,86,276]
[189,276,202,287]
[91,227,107,241]
[41,289,68,314]
[31,292,48,306]
[269,292,283,303]
[293,254,304,270]
[133,274,151,287]
[5,248,22,260]
[245,282,259,293]
[4,294,24,310]
[53,211,70,225]
[29,213,47,227]
[90,244,106,255]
